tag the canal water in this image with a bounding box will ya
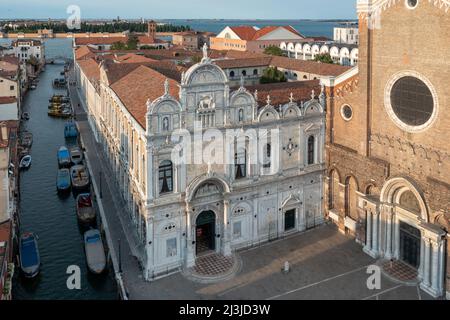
[11,39,117,299]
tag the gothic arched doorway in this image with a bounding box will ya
[195,210,216,255]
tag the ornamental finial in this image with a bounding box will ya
[311,89,315,100]
[266,94,271,105]
[202,43,208,60]
[289,92,294,103]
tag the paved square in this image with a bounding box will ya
[134,224,435,300]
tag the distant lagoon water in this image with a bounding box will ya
[159,19,357,38]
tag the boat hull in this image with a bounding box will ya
[84,230,106,274]
[19,233,40,279]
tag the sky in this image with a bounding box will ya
[0,0,357,20]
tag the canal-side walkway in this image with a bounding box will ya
[68,77,152,300]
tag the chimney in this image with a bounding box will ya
[147,20,156,39]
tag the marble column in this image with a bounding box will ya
[422,239,431,288]
[418,238,425,280]
[364,210,372,253]
[145,217,154,280]
[431,240,442,295]
[223,199,232,256]
[385,207,393,259]
[372,211,379,255]
[185,205,195,268]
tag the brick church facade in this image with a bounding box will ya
[323,0,450,299]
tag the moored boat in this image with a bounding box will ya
[70,147,83,165]
[48,108,72,118]
[22,112,30,120]
[70,165,90,190]
[56,168,71,192]
[57,146,71,168]
[76,193,96,223]
[19,155,32,169]
[19,232,40,278]
[64,121,78,139]
[84,229,106,274]
[20,132,33,148]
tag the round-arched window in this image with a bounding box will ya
[385,71,437,133]
[406,0,418,9]
[341,104,353,121]
[390,76,433,126]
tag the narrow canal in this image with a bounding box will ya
[10,39,117,299]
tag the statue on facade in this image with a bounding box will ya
[198,95,215,110]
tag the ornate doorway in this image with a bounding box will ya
[284,209,296,231]
[399,221,421,269]
[196,210,216,255]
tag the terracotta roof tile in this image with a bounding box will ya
[110,65,179,129]
[75,45,97,60]
[0,97,17,104]
[270,56,351,77]
[75,37,127,46]
[77,58,100,82]
[229,26,258,41]
[214,57,271,69]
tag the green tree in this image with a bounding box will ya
[314,53,334,64]
[263,45,285,57]
[260,67,287,84]
[127,35,139,50]
[110,41,127,50]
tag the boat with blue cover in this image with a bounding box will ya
[57,146,71,168]
[19,232,40,278]
[84,229,106,274]
[64,121,78,139]
[56,168,71,192]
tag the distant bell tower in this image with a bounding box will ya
[148,20,156,39]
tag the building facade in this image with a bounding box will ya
[333,23,359,45]
[211,25,305,53]
[76,47,326,280]
[323,0,449,299]
[280,41,359,66]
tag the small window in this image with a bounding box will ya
[253,69,258,75]
[263,144,271,168]
[235,150,247,179]
[307,136,315,165]
[230,71,235,78]
[159,160,173,194]
[242,70,247,77]
[341,105,353,121]
[10,85,14,91]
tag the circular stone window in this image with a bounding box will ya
[385,71,438,133]
[341,104,353,121]
[406,0,418,9]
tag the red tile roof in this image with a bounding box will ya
[74,37,127,46]
[0,97,17,104]
[229,25,303,41]
[270,56,351,77]
[214,57,272,69]
[137,36,166,45]
[77,58,100,82]
[229,26,258,41]
[110,65,179,129]
[75,45,97,60]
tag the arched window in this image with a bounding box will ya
[303,75,308,79]
[230,71,235,78]
[159,160,173,194]
[238,109,244,122]
[242,70,247,76]
[263,143,271,168]
[235,149,247,179]
[307,136,315,165]
[253,69,258,75]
